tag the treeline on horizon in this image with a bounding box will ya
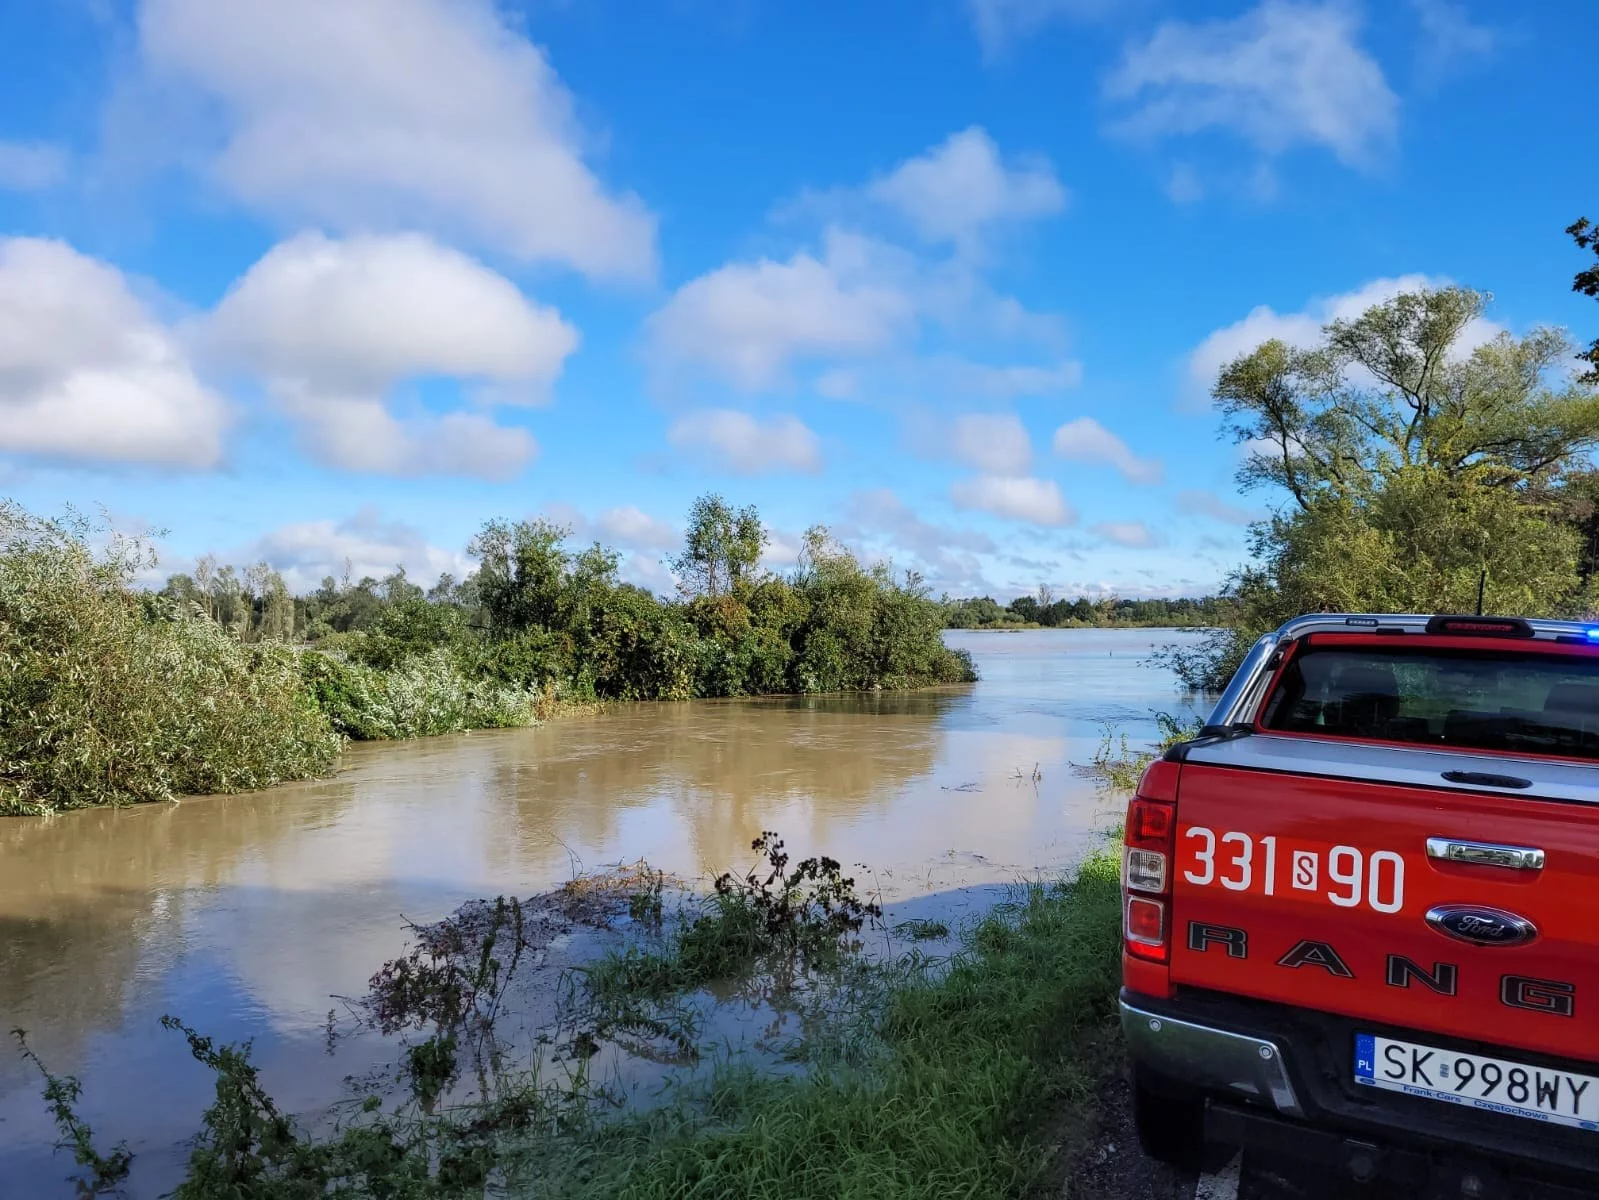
[939,591,1226,630]
[0,495,974,815]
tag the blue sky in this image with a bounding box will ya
[0,0,1593,599]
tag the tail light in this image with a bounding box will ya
[1123,761,1178,965]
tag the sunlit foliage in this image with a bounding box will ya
[1166,285,1599,691]
[0,503,339,815]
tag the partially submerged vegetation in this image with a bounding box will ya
[0,504,342,814]
[0,494,974,814]
[17,833,1124,1199]
[1087,712,1204,792]
[583,833,880,1003]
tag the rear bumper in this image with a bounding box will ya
[1121,988,1599,1191]
[1203,1103,1599,1200]
[1120,998,1303,1116]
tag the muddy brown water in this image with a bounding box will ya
[0,628,1204,1195]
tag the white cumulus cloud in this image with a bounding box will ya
[667,410,823,476]
[951,474,1074,527]
[620,554,678,595]
[653,129,1070,396]
[131,0,656,281]
[541,502,681,591]
[595,505,680,552]
[271,397,535,480]
[205,231,576,395]
[647,229,914,391]
[1093,520,1162,548]
[0,237,226,467]
[1104,1,1398,169]
[243,508,469,593]
[203,231,574,477]
[867,126,1066,247]
[843,487,996,592]
[1052,417,1163,484]
[950,412,1032,475]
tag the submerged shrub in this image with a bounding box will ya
[301,648,542,741]
[1087,711,1204,792]
[463,514,976,702]
[0,505,341,814]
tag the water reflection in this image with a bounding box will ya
[0,628,1203,1195]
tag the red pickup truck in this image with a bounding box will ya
[1122,614,1599,1198]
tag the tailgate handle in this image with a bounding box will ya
[1426,838,1545,871]
[1440,769,1532,789]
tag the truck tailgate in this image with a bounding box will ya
[1170,735,1599,1063]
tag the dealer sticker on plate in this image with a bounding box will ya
[1355,1034,1599,1133]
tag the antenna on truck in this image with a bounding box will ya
[1475,570,1487,616]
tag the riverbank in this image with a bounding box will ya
[22,837,1126,1199]
[541,848,1126,1199]
[0,500,974,815]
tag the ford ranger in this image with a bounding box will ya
[1122,613,1599,1198]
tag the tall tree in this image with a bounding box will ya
[1570,217,1599,384]
[1167,286,1599,690]
[470,519,572,632]
[1217,287,1599,505]
[671,495,766,598]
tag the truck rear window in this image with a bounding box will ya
[1260,644,1599,759]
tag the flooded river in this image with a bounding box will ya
[0,628,1203,1195]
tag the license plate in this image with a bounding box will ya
[1355,1034,1599,1133]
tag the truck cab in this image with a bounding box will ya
[1122,613,1599,1198]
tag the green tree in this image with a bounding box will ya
[259,569,296,642]
[469,519,573,633]
[1570,217,1599,384]
[671,494,766,598]
[1218,287,1599,504]
[1169,286,1599,691]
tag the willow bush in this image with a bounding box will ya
[0,505,340,815]
[299,648,546,741]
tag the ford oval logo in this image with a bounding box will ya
[1426,905,1538,947]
